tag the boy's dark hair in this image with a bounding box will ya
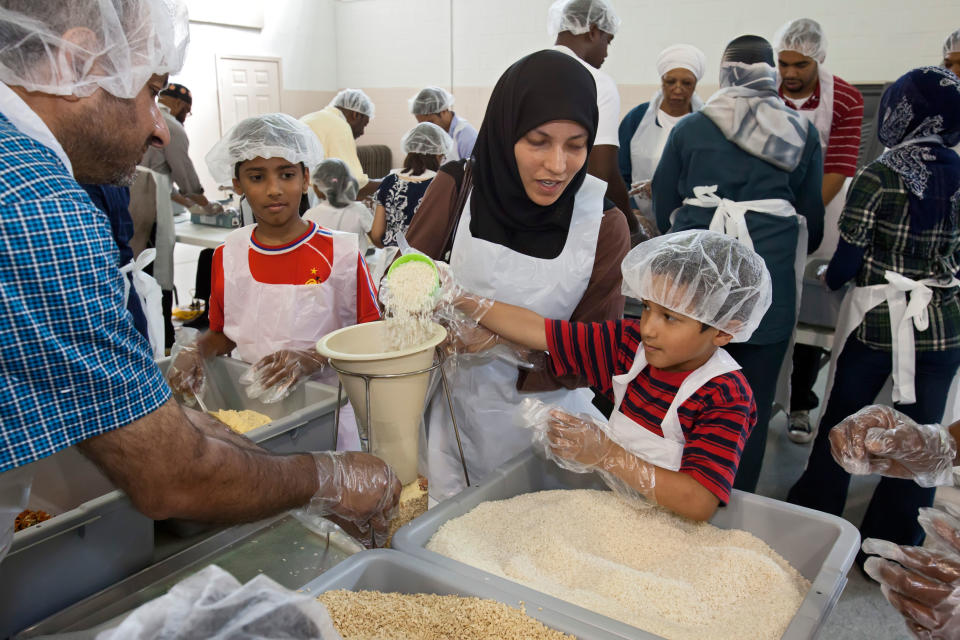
[403,152,441,177]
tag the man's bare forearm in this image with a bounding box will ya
[79,399,317,522]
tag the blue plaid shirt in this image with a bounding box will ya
[0,112,170,473]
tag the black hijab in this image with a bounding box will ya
[468,50,599,259]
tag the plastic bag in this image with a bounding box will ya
[97,565,342,639]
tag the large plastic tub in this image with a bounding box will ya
[299,549,624,639]
[0,448,154,637]
[156,355,341,454]
[392,450,861,640]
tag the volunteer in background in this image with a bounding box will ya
[829,404,960,638]
[0,1,399,566]
[775,18,866,444]
[787,67,960,557]
[403,49,630,500]
[371,122,453,248]
[548,0,639,237]
[618,44,706,225]
[305,158,374,254]
[944,29,960,77]
[652,35,824,493]
[409,86,478,163]
[301,89,380,198]
[167,113,381,451]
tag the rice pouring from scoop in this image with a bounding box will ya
[382,261,438,349]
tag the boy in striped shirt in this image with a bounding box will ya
[449,230,771,520]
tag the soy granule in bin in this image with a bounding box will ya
[382,260,436,350]
[427,489,810,640]
[317,589,572,640]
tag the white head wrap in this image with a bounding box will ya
[409,87,454,115]
[656,44,706,81]
[546,0,620,39]
[330,88,375,119]
[401,122,454,157]
[205,113,325,184]
[621,229,772,342]
[0,0,189,99]
[945,29,960,58]
[773,18,827,64]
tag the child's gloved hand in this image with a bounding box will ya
[241,349,327,404]
[166,342,207,400]
[546,409,616,467]
[863,506,960,639]
[829,405,957,488]
[302,451,401,548]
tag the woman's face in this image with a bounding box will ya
[661,68,698,114]
[232,157,308,229]
[513,120,589,207]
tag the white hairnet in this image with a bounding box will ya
[945,29,960,57]
[0,0,189,99]
[773,18,827,64]
[547,0,620,39]
[330,88,375,118]
[205,113,325,184]
[621,229,772,342]
[656,44,706,81]
[401,122,454,157]
[311,158,358,207]
[409,86,454,115]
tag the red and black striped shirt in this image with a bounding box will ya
[545,318,757,504]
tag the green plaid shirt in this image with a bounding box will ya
[839,161,960,352]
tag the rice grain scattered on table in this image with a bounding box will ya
[426,489,810,640]
[317,589,572,639]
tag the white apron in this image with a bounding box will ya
[629,94,703,218]
[443,118,471,163]
[133,167,176,290]
[604,347,741,470]
[821,272,960,422]
[0,466,32,567]
[682,185,808,411]
[426,175,608,500]
[222,224,362,450]
[120,248,165,359]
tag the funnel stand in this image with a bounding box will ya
[328,347,470,487]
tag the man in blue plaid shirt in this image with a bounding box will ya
[0,0,399,565]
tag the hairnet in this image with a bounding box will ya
[773,18,827,64]
[946,29,960,57]
[409,86,454,115]
[0,0,189,99]
[330,88,375,118]
[205,113,325,184]
[656,44,706,81]
[311,158,358,207]
[401,122,454,156]
[621,229,772,342]
[546,0,620,39]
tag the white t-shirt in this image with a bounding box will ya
[303,201,375,254]
[553,45,621,147]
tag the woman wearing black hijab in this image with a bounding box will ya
[406,50,631,500]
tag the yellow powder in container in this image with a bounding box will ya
[210,409,272,434]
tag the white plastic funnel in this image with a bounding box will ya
[316,321,446,484]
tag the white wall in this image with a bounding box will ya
[173,0,338,196]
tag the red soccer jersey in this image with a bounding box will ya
[208,222,380,332]
[546,318,757,504]
[780,75,864,178]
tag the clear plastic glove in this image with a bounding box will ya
[520,399,657,505]
[305,451,401,548]
[434,261,493,323]
[829,405,957,488]
[240,349,327,404]
[203,201,224,215]
[629,180,652,198]
[165,341,207,401]
[863,506,960,639]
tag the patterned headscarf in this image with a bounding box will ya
[877,66,960,230]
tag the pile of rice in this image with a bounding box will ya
[382,261,437,350]
[317,589,572,639]
[426,489,810,640]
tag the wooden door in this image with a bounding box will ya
[215,56,282,135]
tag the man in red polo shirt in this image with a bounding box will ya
[773,18,864,443]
